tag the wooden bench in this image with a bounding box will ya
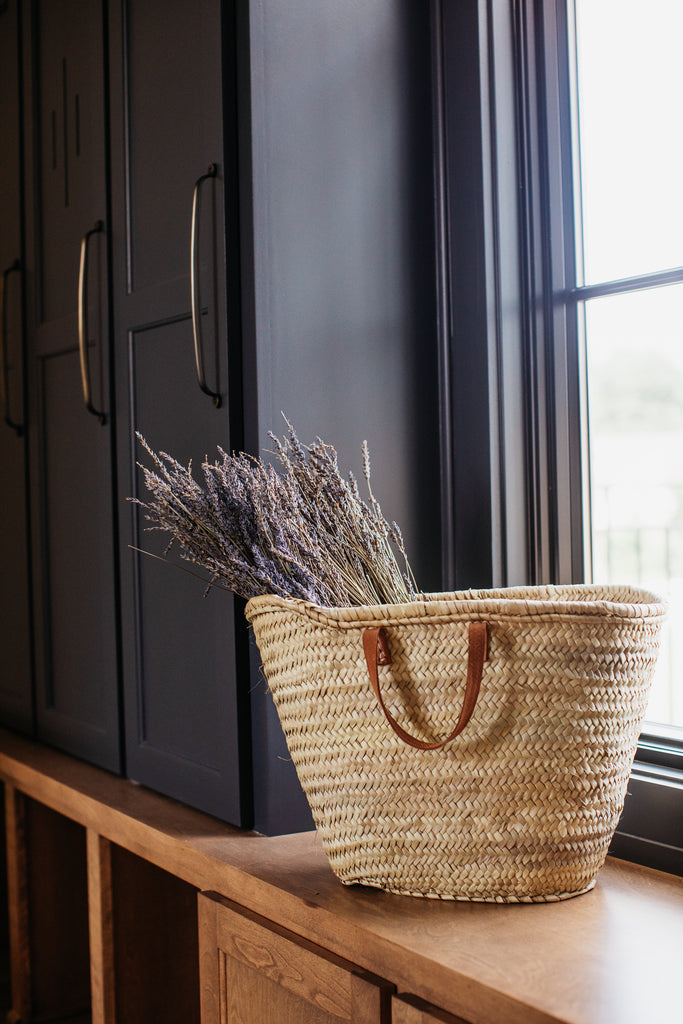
[1,727,680,1024]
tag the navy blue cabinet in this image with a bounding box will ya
[1,0,442,836]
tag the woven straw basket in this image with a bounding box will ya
[246,584,666,903]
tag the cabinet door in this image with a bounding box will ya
[393,995,472,1024]
[108,0,246,822]
[198,892,392,1024]
[0,0,33,733]
[22,0,121,770]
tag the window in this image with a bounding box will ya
[434,0,683,873]
[570,0,683,870]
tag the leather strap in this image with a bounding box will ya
[362,622,488,750]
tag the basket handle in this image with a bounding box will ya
[362,621,488,750]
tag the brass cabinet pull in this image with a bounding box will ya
[190,163,221,407]
[77,220,106,424]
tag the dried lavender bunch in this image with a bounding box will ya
[133,421,419,607]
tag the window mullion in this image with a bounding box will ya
[571,265,683,302]
[514,0,581,585]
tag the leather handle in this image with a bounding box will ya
[362,622,488,750]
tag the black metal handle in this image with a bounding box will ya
[78,220,106,424]
[1,259,23,436]
[190,163,221,407]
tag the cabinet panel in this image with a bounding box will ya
[122,317,242,814]
[34,0,108,324]
[122,0,225,294]
[109,0,245,822]
[198,892,392,1024]
[34,348,118,748]
[0,0,33,733]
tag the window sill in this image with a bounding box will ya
[610,759,683,876]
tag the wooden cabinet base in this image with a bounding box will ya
[5,788,90,1022]
[199,892,393,1024]
[109,846,200,1024]
[0,729,682,1024]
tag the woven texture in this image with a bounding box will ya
[246,584,666,903]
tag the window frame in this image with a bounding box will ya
[433,0,683,875]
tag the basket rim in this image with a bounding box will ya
[245,583,667,630]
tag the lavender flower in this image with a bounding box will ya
[132,421,419,607]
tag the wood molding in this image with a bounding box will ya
[4,786,29,1023]
[87,831,116,1024]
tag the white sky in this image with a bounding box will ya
[575,0,683,724]
[576,0,683,283]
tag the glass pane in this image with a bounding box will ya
[586,284,683,727]
[575,0,683,284]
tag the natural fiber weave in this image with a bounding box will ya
[246,584,666,902]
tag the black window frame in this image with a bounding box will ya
[432,0,683,876]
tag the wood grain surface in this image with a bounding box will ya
[199,892,392,1024]
[0,727,681,1024]
[87,831,116,1024]
[393,994,472,1024]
